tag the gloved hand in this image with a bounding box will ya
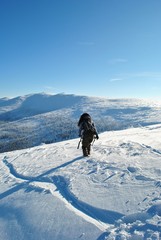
[96,135,99,140]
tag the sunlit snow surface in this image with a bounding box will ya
[0,124,161,240]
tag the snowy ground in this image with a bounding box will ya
[0,124,161,240]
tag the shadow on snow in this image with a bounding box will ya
[0,156,83,200]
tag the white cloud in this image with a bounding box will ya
[108,58,128,64]
[109,78,123,82]
[119,72,161,79]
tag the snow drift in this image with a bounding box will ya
[0,124,161,239]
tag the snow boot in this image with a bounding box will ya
[82,146,88,157]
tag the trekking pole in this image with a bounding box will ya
[77,138,82,149]
[91,137,96,146]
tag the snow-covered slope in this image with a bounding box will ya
[0,93,84,120]
[1,93,161,153]
[0,124,161,239]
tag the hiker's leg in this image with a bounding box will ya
[87,144,91,155]
[87,135,94,155]
[82,138,88,156]
[82,135,94,156]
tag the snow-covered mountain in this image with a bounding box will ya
[0,92,161,153]
[0,124,161,239]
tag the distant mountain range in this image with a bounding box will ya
[0,92,161,153]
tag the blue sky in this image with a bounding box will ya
[0,0,161,99]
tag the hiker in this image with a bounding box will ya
[78,113,99,157]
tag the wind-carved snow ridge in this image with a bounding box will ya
[1,124,161,239]
[1,157,54,199]
[141,143,161,156]
[52,175,124,228]
[1,157,132,236]
[1,156,84,196]
[2,157,118,233]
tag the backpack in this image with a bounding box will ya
[80,119,96,138]
[78,113,97,138]
[78,113,91,127]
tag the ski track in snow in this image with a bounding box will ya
[1,135,161,239]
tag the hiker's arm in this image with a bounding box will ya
[92,123,99,139]
[95,132,99,139]
[78,123,83,137]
